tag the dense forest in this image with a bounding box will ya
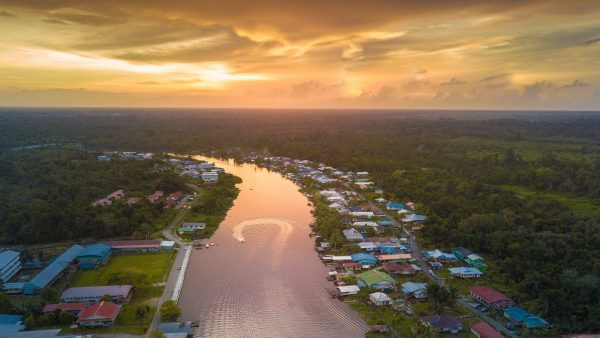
[1,108,600,332]
[0,147,186,243]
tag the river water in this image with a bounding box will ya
[179,156,368,338]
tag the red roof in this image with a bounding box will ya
[470,322,504,338]
[77,301,121,323]
[343,262,361,267]
[109,239,161,249]
[470,286,513,305]
[42,303,90,313]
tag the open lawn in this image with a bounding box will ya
[72,252,173,287]
[500,184,600,217]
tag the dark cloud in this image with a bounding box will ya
[440,78,466,86]
[480,73,510,82]
[562,79,590,88]
[0,10,15,17]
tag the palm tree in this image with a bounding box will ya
[426,283,460,313]
[411,320,438,338]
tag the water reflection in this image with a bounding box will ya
[178,156,368,337]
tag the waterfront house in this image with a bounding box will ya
[383,262,416,275]
[449,267,483,279]
[77,301,121,327]
[343,262,362,272]
[343,229,364,241]
[62,285,133,304]
[77,243,112,269]
[401,282,427,299]
[351,253,378,266]
[337,285,360,296]
[470,321,504,338]
[370,292,393,306]
[109,240,161,253]
[377,254,412,263]
[470,286,515,309]
[357,270,397,292]
[503,306,548,329]
[420,314,463,333]
[0,250,21,283]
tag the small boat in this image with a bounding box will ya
[209,242,215,246]
[241,239,245,243]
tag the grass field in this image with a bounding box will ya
[500,184,600,217]
[72,252,173,287]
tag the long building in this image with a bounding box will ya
[3,244,84,295]
[62,285,133,304]
[109,240,161,253]
[0,250,21,283]
[77,243,112,269]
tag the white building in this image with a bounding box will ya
[201,172,219,183]
[0,250,21,283]
[370,292,393,306]
[337,285,360,296]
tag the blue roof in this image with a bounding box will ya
[351,253,378,264]
[504,307,548,328]
[79,243,111,257]
[0,315,23,325]
[386,202,405,209]
[0,250,20,268]
[158,322,192,334]
[0,323,26,334]
[27,244,84,290]
[449,267,483,275]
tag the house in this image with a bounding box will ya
[0,314,25,334]
[352,221,379,228]
[126,197,140,205]
[370,292,393,306]
[178,222,206,234]
[377,254,412,263]
[470,286,515,309]
[452,247,471,261]
[383,262,416,275]
[77,243,112,269]
[420,314,463,333]
[401,214,427,223]
[109,240,162,253]
[449,267,483,279]
[358,242,379,252]
[0,250,21,283]
[429,261,443,270]
[77,301,121,327]
[337,285,360,296]
[349,211,374,218]
[343,229,364,241]
[147,190,164,203]
[201,172,219,183]
[386,202,405,211]
[470,321,504,338]
[343,262,362,272]
[351,253,378,266]
[42,302,90,315]
[356,270,397,292]
[424,250,457,262]
[165,191,183,208]
[401,282,427,299]
[62,285,133,304]
[466,254,487,270]
[503,306,548,329]
[6,244,84,295]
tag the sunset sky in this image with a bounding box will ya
[1,1,599,109]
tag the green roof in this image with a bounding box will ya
[358,269,396,286]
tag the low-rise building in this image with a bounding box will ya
[109,240,161,253]
[77,301,121,327]
[77,243,112,269]
[201,172,219,183]
[178,223,206,234]
[449,267,483,279]
[470,321,504,338]
[503,306,548,329]
[420,314,463,334]
[62,285,133,304]
[336,285,360,296]
[401,282,427,299]
[357,270,397,292]
[383,262,416,275]
[342,262,362,272]
[0,314,25,334]
[351,253,378,266]
[0,250,21,283]
[370,292,393,306]
[343,229,364,241]
[42,303,90,315]
[470,286,515,309]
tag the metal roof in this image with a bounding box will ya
[62,285,133,299]
[0,250,20,268]
[79,243,111,257]
[28,244,84,289]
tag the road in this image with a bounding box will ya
[146,184,203,337]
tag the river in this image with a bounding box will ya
[178,156,369,337]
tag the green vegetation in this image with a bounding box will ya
[500,184,600,217]
[72,253,172,287]
[0,147,187,243]
[159,300,182,322]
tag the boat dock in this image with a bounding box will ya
[171,244,192,302]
